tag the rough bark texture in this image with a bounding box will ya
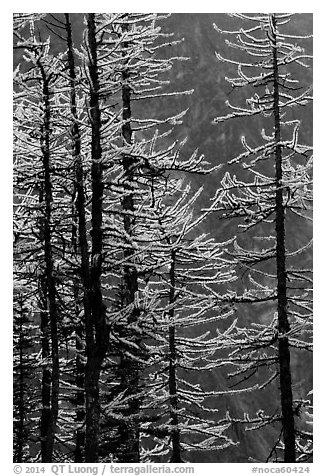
[118,21,141,463]
[271,14,296,463]
[40,299,52,462]
[84,13,108,463]
[168,250,182,463]
[74,297,86,462]
[65,13,87,462]
[15,295,25,463]
[38,63,60,463]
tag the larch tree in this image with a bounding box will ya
[210,13,312,463]
[137,177,238,462]
[13,15,86,462]
[79,13,196,462]
[62,13,88,462]
[13,290,39,462]
[76,13,237,462]
[13,23,67,461]
[47,12,203,462]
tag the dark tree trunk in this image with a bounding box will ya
[84,13,108,462]
[116,21,141,463]
[168,250,182,463]
[72,218,86,464]
[271,14,296,463]
[40,301,53,462]
[38,64,60,463]
[65,13,87,463]
[15,295,25,462]
[74,295,86,463]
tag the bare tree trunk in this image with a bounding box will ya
[72,210,86,463]
[40,297,53,462]
[271,14,296,463]
[16,295,25,462]
[84,13,108,462]
[74,294,86,462]
[168,250,182,462]
[38,65,60,463]
[117,21,141,463]
[64,13,87,462]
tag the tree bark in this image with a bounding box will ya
[271,14,296,463]
[38,63,60,463]
[117,20,141,463]
[16,295,25,462]
[84,13,108,462]
[168,250,182,463]
[65,13,87,463]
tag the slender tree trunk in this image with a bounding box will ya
[117,21,141,462]
[72,213,86,463]
[65,13,87,462]
[84,13,108,462]
[16,295,25,462]
[168,250,182,463]
[271,14,296,463]
[40,299,52,462]
[74,294,86,462]
[38,66,60,463]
